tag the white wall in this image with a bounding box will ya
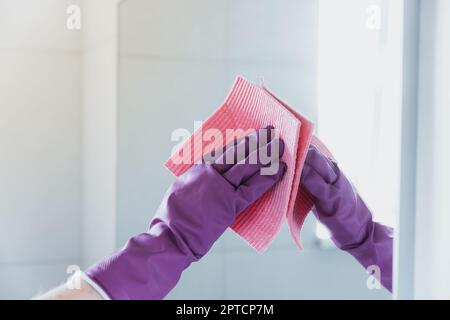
[415,0,450,299]
[0,0,82,298]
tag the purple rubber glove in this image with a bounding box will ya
[300,145,393,292]
[86,128,286,300]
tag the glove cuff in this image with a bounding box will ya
[85,230,192,300]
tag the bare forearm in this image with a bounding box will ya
[35,278,103,300]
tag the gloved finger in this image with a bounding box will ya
[204,137,239,170]
[211,126,275,174]
[235,162,287,213]
[223,138,285,187]
[214,125,275,172]
[300,162,332,201]
[303,145,339,185]
[248,135,285,164]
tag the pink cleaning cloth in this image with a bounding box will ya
[165,76,333,253]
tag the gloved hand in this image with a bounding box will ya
[86,128,287,299]
[300,145,393,292]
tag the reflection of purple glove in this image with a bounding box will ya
[86,128,286,300]
[300,145,393,292]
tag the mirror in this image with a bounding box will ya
[117,0,399,299]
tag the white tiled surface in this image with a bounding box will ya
[0,0,82,298]
[120,0,227,59]
[227,0,317,63]
[82,0,119,50]
[0,261,76,299]
[222,245,390,300]
[0,51,81,264]
[225,62,317,119]
[0,0,81,51]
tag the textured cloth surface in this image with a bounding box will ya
[165,76,332,253]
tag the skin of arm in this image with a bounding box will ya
[35,279,102,300]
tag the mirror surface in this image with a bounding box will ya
[118,0,399,299]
